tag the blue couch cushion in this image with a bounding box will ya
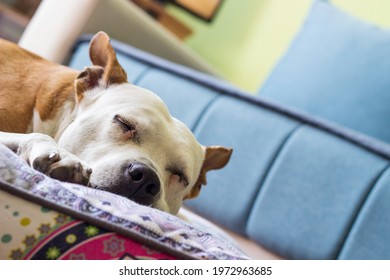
[186,96,299,234]
[259,0,390,143]
[338,166,390,259]
[247,126,388,259]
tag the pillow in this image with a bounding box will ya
[259,0,390,143]
[0,144,248,260]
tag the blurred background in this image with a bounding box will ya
[1,0,390,93]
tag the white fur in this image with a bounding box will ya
[56,83,205,214]
[0,82,205,214]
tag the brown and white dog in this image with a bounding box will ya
[0,31,232,214]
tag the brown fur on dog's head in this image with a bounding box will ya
[75,31,128,102]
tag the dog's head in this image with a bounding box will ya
[58,32,232,214]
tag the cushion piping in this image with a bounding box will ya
[335,163,390,259]
[70,34,390,161]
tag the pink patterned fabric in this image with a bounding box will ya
[0,190,175,260]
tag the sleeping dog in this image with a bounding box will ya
[0,31,232,214]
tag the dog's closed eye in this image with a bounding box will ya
[167,166,189,187]
[113,114,138,142]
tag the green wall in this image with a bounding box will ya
[167,0,390,93]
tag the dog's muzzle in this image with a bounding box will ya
[98,161,161,206]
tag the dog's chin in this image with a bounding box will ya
[152,200,175,214]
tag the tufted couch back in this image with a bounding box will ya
[69,35,390,260]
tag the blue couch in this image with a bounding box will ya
[65,0,390,260]
[5,0,390,260]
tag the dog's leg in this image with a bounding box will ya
[0,132,91,185]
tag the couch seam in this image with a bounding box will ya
[244,122,303,237]
[73,36,390,161]
[335,163,390,259]
[191,94,221,133]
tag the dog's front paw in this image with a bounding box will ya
[32,149,92,186]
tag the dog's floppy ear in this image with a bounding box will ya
[74,31,127,101]
[89,31,127,85]
[184,146,233,200]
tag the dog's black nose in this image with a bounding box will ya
[127,162,160,205]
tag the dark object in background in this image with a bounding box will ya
[131,0,192,40]
[130,0,224,40]
[168,0,223,22]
